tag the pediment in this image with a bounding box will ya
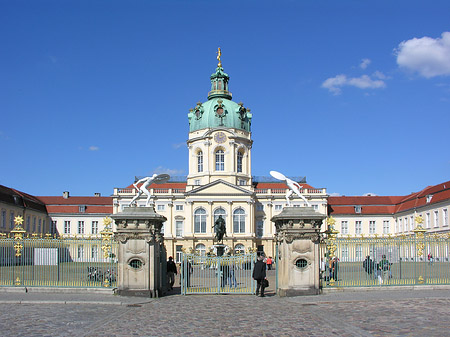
[186,179,252,196]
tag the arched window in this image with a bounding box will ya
[215,149,224,171]
[214,207,226,220]
[233,208,245,233]
[196,243,206,256]
[197,150,203,172]
[234,244,245,255]
[237,150,243,173]
[214,207,226,224]
[194,208,207,233]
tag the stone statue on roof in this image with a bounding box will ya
[270,170,311,207]
[129,174,170,207]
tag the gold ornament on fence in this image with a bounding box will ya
[12,215,26,257]
[100,217,113,259]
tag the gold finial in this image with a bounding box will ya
[217,47,222,67]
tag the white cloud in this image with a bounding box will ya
[172,142,185,149]
[396,32,450,78]
[329,192,341,197]
[322,74,386,95]
[89,146,100,151]
[152,166,184,176]
[360,58,371,69]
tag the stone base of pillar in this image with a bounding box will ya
[278,287,320,297]
[112,206,167,297]
[272,207,326,297]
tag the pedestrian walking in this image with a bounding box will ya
[253,252,267,297]
[166,256,177,291]
[266,256,273,270]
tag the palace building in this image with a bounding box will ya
[112,53,329,260]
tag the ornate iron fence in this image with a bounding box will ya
[181,253,256,295]
[322,220,450,288]
[0,216,117,288]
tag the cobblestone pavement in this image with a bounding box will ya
[1,288,450,336]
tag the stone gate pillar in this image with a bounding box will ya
[271,207,326,296]
[112,206,166,297]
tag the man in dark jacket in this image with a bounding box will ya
[252,252,267,297]
[167,256,177,290]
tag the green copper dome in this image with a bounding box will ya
[188,65,252,133]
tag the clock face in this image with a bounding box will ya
[214,132,227,144]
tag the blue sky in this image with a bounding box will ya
[1,0,449,197]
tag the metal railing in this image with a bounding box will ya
[181,253,256,295]
[0,216,117,288]
[322,230,450,288]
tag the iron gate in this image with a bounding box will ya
[181,253,256,295]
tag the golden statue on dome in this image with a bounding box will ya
[217,47,222,67]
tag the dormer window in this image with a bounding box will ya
[355,206,362,214]
[79,205,86,213]
[426,195,433,203]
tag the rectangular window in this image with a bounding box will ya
[175,205,184,211]
[9,212,15,229]
[91,221,98,234]
[354,206,362,213]
[77,245,84,259]
[383,220,390,234]
[38,219,42,233]
[215,150,225,171]
[91,246,98,260]
[444,209,448,227]
[194,179,200,186]
[426,213,430,228]
[1,210,6,228]
[176,220,183,237]
[399,218,403,232]
[78,221,85,234]
[33,217,36,232]
[176,245,183,263]
[341,221,348,235]
[197,152,203,173]
[342,245,349,261]
[256,220,264,238]
[434,211,439,227]
[356,245,363,259]
[79,205,86,213]
[369,221,376,234]
[237,152,243,173]
[312,204,318,210]
[355,221,362,235]
[51,221,57,234]
[239,179,246,186]
[26,216,30,231]
[157,205,165,211]
[410,216,414,230]
[274,205,283,211]
[383,220,389,234]
[256,203,264,211]
[64,221,71,234]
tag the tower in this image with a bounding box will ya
[186,48,253,190]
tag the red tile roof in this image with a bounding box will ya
[38,196,113,205]
[329,180,450,215]
[45,205,113,214]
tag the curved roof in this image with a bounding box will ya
[188,66,252,133]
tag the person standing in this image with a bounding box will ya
[166,256,177,291]
[253,252,267,297]
[266,256,273,270]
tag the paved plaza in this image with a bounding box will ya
[1,285,450,336]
